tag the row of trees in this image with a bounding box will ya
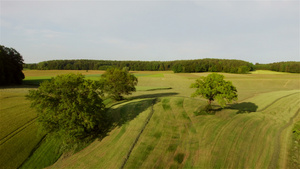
[24,59,255,74]
[255,62,300,73]
[0,45,25,85]
[24,60,171,71]
[171,59,254,73]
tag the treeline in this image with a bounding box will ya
[24,59,255,74]
[171,59,254,73]
[255,62,300,73]
[0,45,25,85]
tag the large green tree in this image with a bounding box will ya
[190,73,238,109]
[0,45,25,85]
[100,67,138,101]
[27,73,106,144]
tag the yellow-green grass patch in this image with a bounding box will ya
[250,70,296,74]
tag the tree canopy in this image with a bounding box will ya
[100,67,138,101]
[0,45,25,85]
[191,73,238,109]
[27,73,106,144]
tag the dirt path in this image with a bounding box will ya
[119,98,156,169]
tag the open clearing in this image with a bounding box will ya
[1,70,299,169]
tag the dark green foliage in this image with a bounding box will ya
[174,153,185,164]
[24,58,254,74]
[255,62,300,73]
[191,73,238,109]
[24,59,300,73]
[172,59,254,74]
[0,45,25,85]
[100,67,138,101]
[27,73,106,145]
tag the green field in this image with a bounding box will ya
[0,89,45,169]
[1,70,299,169]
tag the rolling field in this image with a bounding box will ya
[1,70,299,169]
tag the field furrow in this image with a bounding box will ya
[0,117,37,146]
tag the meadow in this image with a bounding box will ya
[0,70,299,169]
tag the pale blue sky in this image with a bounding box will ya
[1,0,299,63]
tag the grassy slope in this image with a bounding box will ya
[0,89,44,169]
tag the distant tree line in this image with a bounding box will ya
[0,45,25,85]
[171,59,254,73]
[255,62,300,73]
[24,58,255,74]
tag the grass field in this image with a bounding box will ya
[1,70,299,169]
[0,88,45,169]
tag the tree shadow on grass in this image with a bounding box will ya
[107,98,156,128]
[0,79,50,89]
[229,102,258,114]
[93,98,158,145]
[129,92,179,100]
[194,102,258,116]
[23,79,50,86]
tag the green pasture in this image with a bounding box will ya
[1,70,299,169]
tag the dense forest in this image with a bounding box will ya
[24,59,300,73]
[0,45,25,85]
[24,59,255,74]
[255,62,300,73]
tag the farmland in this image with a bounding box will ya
[0,70,299,168]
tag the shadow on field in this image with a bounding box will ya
[0,84,38,89]
[107,98,155,128]
[129,92,179,100]
[229,102,258,114]
[23,79,50,86]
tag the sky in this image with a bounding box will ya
[1,0,299,64]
